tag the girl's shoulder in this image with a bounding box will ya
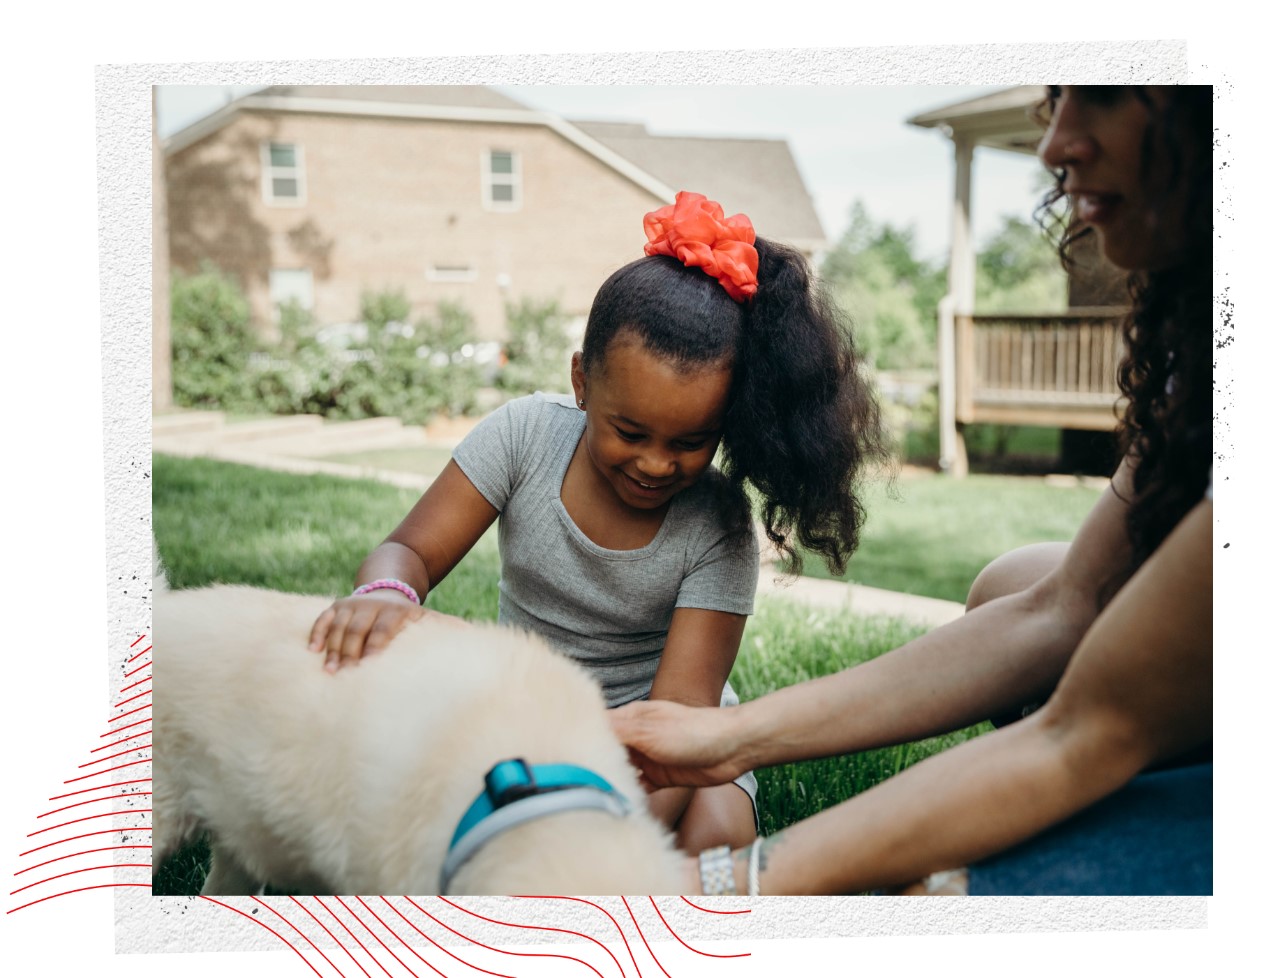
[454,392,584,502]
[677,467,755,546]
[476,391,580,435]
[501,390,578,421]
[458,391,579,455]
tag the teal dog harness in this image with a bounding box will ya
[439,759,633,893]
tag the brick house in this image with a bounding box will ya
[163,86,826,341]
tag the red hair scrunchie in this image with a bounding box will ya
[642,191,758,302]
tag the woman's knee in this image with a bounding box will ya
[675,785,757,853]
[966,542,1070,612]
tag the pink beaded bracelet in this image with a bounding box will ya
[352,578,422,605]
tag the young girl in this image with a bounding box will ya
[308,191,887,852]
[611,86,1213,895]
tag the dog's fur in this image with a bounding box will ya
[153,572,686,895]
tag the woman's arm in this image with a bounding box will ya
[612,457,1142,781]
[723,497,1212,894]
[642,607,747,828]
[309,460,499,669]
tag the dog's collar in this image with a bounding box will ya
[440,758,632,894]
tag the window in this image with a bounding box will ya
[262,142,305,205]
[427,263,478,283]
[483,150,521,210]
[269,269,313,318]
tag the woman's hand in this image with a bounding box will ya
[679,855,702,895]
[609,699,747,790]
[308,591,425,672]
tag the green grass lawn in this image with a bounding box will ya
[903,422,1065,464]
[270,440,1104,606]
[800,472,1103,603]
[317,445,457,478]
[152,453,991,893]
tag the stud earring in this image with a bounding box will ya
[578,399,586,409]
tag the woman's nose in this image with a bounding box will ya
[1038,97,1097,169]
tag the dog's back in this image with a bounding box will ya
[154,584,685,894]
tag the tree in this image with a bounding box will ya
[820,203,940,371]
[974,215,1068,314]
[820,204,1069,373]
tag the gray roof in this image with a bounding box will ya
[907,85,1047,155]
[573,121,825,247]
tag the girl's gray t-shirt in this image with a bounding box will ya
[451,392,759,708]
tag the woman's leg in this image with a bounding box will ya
[891,541,1076,894]
[674,784,757,854]
[969,542,1070,727]
[966,542,1070,612]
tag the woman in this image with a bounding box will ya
[609,85,1212,896]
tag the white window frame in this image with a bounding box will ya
[261,142,306,206]
[426,263,479,283]
[482,149,521,212]
[268,268,314,319]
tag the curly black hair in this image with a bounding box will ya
[581,236,889,575]
[1035,86,1213,573]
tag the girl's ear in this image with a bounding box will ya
[570,351,587,408]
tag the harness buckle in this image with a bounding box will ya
[485,758,539,807]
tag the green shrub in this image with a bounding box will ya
[169,276,489,422]
[331,294,483,421]
[170,266,257,409]
[419,301,485,417]
[247,299,334,415]
[499,297,572,395]
[359,289,412,335]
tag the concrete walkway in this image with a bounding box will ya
[154,411,965,629]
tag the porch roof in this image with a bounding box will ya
[907,85,1047,155]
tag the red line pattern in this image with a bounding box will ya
[290,896,376,978]
[317,896,392,978]
[200,896,327,978]
[38,789,151,819]
[679,896,751,916]
[14,845,152,876]
[620,897,675,978]
[123,659,152,679]
[100,717,150,739]
[26,808,154,837]
[647,898,750,958]
[91,728,153,754]
[375,897,513,978]
[118,675,152,694]
[10,631,154,918]
[10,627,757,975]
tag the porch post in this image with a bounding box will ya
[940,136,975,477]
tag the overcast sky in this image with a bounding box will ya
[156,83,1049,263]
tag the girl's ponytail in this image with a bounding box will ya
[722,237,889,575]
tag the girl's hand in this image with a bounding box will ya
[308,592,425,672]
[609,700,746,790]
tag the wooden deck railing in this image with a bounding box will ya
[955,307,1128,431]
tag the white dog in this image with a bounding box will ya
[153,580,686,895]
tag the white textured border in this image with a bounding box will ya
[92,40,1223,964]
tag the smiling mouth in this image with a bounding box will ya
[1074,192,1123,224]
[626,474,672,492]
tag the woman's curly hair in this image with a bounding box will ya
[582,237,889,575]
[1035,86,1213,572]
